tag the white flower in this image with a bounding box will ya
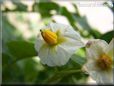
[35,23,84,67]
[84,38,114,84]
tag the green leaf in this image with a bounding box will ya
[14,2,27,11]
[71,54,86,66]
[7,40,37,61]
[33,2,59,17]
[2,53,12,67]
[72,4,81,17]
[59,71,88,84]
[2,15,23,55]
[45,69,82,84]
[100,30,114,43]
[45,68,88,84]
[2,15,21,43]
[17,58,41,83]
[2,62,24,83]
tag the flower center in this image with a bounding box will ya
[41,29,58,45]
[96,53,112,71]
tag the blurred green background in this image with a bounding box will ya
[1,0,114,84]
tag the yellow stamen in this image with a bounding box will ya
[96,53,112,71]
[41,29,58,45]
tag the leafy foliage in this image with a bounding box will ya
[7,41,37,61]
[100,30,114,43]
[33,2,59,17]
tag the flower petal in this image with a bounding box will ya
[86,39,108,60]
[38,44,55,66]
[49,22,82,41]
[85,63,102,83]
[85,60,98,71]
[47,45,71,66]
[34,33,44,52]
[105,38,114,59]
[88,71,102,84]
[49,22,68,33]
[38,44,71,66]
[63,26,82,41]
[99,70,113,84]
[60,37,84,55]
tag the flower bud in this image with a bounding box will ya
[41,29,57,45]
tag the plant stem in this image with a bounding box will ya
[45,69,82,83]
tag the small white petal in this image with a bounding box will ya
[38,44,55,66]
[99,71,113,84]
[84,61,102,84]
[88,71,102,84]
[48,45,71,66]
[38,44,71,66]
[49,22,68,33]
[60,37,84,55]
[63,26,82,41]
[85,60,98,71]
[86,39,108,60]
